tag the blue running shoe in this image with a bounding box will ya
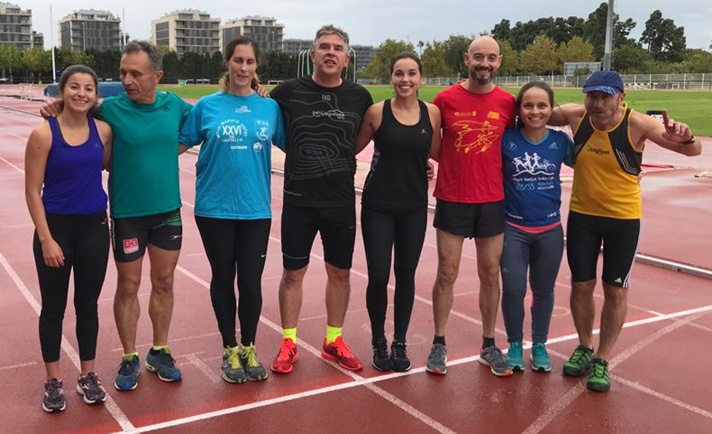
[530,343,552,372]
[146,348,182,382]
[114,355,140,391]
[507,342,524,372]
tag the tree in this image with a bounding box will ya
[0,44,23,80]
[611,43,651,73]
[421,41,453,77]
[640,10,687,63]
[363,39,414,83]
[520,36,558,75]
[557,36,595,71]
[583,3,637,60]
[162,50,180,83]
[22,47,52,82]
[498,40,520,76]
[679,49,712,73]
[491,19,511,42]
[442,35,471,79]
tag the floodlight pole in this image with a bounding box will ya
[603,0,614,70]
[50,4,56,83]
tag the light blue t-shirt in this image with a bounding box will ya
[179,92,286,219]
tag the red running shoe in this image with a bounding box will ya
[322,336,363,371]
[270,338,299,374]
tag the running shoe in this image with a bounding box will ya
[425,343,447,375]
[76,372,107,404]
[146,347,182,382]
[586,358,611,392]
[271,338,299,374]
[371,337,391,372]
[322,336,363,371]
[530,343,552,372]
[479,346,514,377]
[507,342,525,372]
[114,355,140,391]
[239,344,268,381]
[222,346,246,384]
[42,378,66,413]
[390,341,411,372]
[562,345,594,377]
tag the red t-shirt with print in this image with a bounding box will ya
[433,84,516,203]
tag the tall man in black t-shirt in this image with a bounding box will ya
[269,25,373,374]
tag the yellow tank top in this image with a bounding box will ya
[570,107,642,219]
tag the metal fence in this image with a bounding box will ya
[424,73,712,90]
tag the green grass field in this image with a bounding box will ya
[158,84,712,136]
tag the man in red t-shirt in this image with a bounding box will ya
[426,36,516,377]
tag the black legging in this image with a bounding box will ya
[361,207,427,343]
[34,212,109,363]
[195,216,270,347]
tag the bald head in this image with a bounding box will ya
[463,36,502,90]
[468,36,501,56]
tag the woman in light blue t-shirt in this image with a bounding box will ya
[179,36,285,385]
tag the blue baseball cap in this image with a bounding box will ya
[582,70,624,95]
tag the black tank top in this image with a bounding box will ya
[362,99,432,211]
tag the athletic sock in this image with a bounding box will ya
[151,345,170,352]
[282,328,297,344]
[326,325,342,344]
[122,352,139,360]
[482,337,495,349]
[433,335,446,346]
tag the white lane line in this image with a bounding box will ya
[0,251,135,432]
[614,375,712,420]
[0,156,25,173]
[172,260,459,434]
[0,361,37,371]
[182,353,221,385]
[521,308,712,434]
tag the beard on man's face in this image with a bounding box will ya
[469,65,495,85]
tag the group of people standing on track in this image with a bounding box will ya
[26,24,700,414]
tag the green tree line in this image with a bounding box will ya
[362,4,712,82]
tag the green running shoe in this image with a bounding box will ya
[507,342,524,372]
[587,358,611,392]
[563,345,594,377]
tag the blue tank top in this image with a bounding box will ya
[42,116,108,215]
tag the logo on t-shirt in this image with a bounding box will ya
[123,238,139,254]
[216,119,249,144]
[452,120,499,154]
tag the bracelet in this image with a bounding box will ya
[681,135,695,145]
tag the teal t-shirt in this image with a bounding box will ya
[101,92,192,218]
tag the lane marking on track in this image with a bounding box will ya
[522,308,712,434]
[0,361,37,371]
[0,251,136,432]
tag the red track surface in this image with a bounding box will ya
[1,91,711,434]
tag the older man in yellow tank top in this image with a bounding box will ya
[549,70,701,392]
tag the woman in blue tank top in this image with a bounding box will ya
[25,65,113,413]
[355,53,441,372]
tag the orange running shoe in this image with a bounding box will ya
[322,336,363,371]
[270,338,299,374]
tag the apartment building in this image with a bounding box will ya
[152,10,220,55]
[59,9,121,51]
[220,16,284,53]
[0,2,32,50]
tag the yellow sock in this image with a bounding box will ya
[122,352,139,361]
[282,328,297,344]
[151,345,170,352]
[326,325,342,344]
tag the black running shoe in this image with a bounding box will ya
[371,337,392,372]
[42,378,66,413]
[390,341,411,372]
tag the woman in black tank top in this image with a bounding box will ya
[354,53,441,372]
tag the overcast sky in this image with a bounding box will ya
[24,1,712,50]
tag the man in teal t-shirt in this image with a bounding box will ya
[103,41,192,392]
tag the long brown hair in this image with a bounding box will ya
[219,36,261,92]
